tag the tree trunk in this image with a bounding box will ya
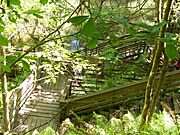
[140,0,173,127]
[1,47,10,132]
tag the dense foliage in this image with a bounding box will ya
[0,0,179,134]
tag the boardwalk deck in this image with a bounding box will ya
[11,74,70,134]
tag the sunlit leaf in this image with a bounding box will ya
[82,17,98,37]
[6,55,17,66]
[10,0,20,6]
[0,35,9,46]
[24,9,41,14]
[33,14,43,19]
[0,26,4,32]
[86,37,98,49]
[165,45,177,59]
[40,0,48,5]
[38,126,56,135]
[8,15,16,23]
[0,64,11,72]
[22,59,30,71]
[67,16,89,26]
[0,56,4,62]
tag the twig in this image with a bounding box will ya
[0,1,85,79]
[131,0,148,16]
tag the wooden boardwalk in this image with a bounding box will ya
[9,74,70,134]
[8,70,180,134]
[7,38,180,134]
[61,70,180,116]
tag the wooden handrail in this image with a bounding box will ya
[8,72,36,130]
[61,70,180,115]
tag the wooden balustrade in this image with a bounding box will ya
[61,70,180,116]
[8,72,36,130]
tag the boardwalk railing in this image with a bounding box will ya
[8,72,36,130]
[61,70,180,116]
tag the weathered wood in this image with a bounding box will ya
[9,73,36,131]
[61,70,180,115]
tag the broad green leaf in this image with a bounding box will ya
[165,45,177,59]
[110,34,118,45]
[40,0,48,5]
[134,33,146,39]
[8,15,16,23]
[10,0,20,6]
[124,37,139,43]
[6,55,17,66]
[0,56,4,62]
[38,127,56,135]
[24,9,41,14]
[165,32,177,39]
[22,60,30,71]
[128,26,137,35]
[33,14,43,19]
[0,18,4,25]
[0,64,11,72]
[137,22,153,31]
[117,18,129,25]
[0,35,9,46]
[160,38,177,46]
[0,26,4,32]
[82,17,98,37]
[155,20,167,29]
[67,16,89,26]
[86,38,98,49]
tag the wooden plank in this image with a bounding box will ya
[64,70,180,103]
[61,71,180,115]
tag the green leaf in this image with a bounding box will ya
[116,18,129,25]
[110,34,118,45]
[24,9,41,14]
[165,32,176,39]
[155,20,167,29]
[137,22,153,31]
[82,17,98,37]
[38,127,56,135]
[67,16,89,26]
[0,26,4,32]
[40,0,48,5]
[86,37,98,49]
[0,64,11,72]
[0,56,4,62]
[22,59,30,71]
[6,55,17,66]
[8,15,16,23]
[160,38,177,46]
[128,26,137,35]
[134,33,146,39]
[33,14,43,19]
[10,0,20,6]
[165,45,177,59]
[0,35,9,46]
